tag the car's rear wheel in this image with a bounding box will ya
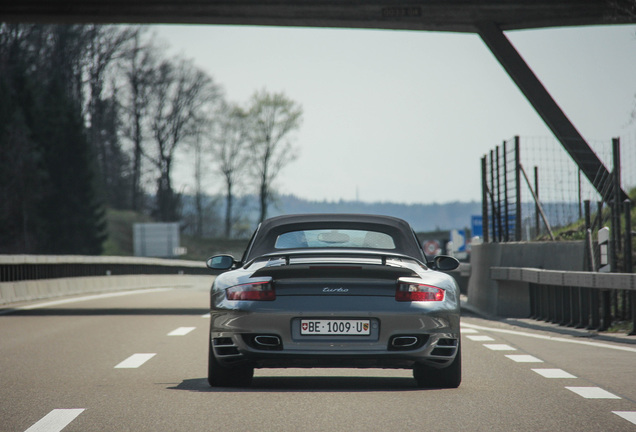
[413,342,462,388]
[207,339,254,387]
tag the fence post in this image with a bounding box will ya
[534,166,540,238]
[625,199,633,274]
[481,156,489,243]
[496,145,503,242]
[625,199,635,336]
[490,150,497,242]
[612,138,622,257]
[584,201,594,271]
[503,140,509,242]
[515,136,522,242]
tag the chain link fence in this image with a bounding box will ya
[481,133,635,269]
[481,133,635,330]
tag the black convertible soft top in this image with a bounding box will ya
[244,214,425,262]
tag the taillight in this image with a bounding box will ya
[396,283,444,302]
[226,281,275,301]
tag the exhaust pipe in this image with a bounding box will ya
[254,335,281,348]
[391,336,419,348]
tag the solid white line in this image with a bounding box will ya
[532,368,577,379]
[115,353,156,369]
[201,313,211,319]
[466,335,494,342]
[483,344,516,351]
[613,411,636,425]
[168,327,196,336]
[566,387,621,399]
[2,288,174,314]
[461,322,636,353]
[25,409,85,432]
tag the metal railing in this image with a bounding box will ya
[0,255,210,282]
[492,267,635,335]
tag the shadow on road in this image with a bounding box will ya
[167,376,443,393]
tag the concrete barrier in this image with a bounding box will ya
[466,241,585,317]
[0,274,214,305]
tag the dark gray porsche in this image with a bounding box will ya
[206,214,461,388]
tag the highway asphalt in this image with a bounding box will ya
[1,282,635,431]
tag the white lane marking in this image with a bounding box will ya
[115,353,156,369]
[532,368,577,379]
[460,328,479,334]
[483,344,517,351]
[168,327,196,336]
[566,387,621,399]
[613,411,636,425]
[25,409,85,432]
[2,288,174,315]
[506,354,544,363]
[466,335,494,342]
[201,313,211,319]
[461,322,636,353]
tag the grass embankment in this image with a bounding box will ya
[540,187,636,242]
[102,209,248,261]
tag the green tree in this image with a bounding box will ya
[211,102,250,238]
[36,76,106,254]
[247,90,303,223]
[0,24,106,254]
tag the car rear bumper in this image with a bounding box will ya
[210,302,460,370]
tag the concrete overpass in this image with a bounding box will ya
[2,1,635,201]
[2,1,634,31]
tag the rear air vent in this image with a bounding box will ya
[213,337,240,356]
[430,338,458,357]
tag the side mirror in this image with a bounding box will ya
[428,255,460,271]
[206,255,236,270]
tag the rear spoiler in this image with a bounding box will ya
[244,249,426,269]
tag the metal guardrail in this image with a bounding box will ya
[492,267,635,335]
[0,255,210,282]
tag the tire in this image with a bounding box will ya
[208,339,254,387]
[413,342,462,389]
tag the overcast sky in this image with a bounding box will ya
[155,23,636,204]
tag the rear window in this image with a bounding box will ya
[274,229,396,250]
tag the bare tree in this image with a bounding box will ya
[83,25,137,208]
[146,58,222,221]
[120,28,157,212]
[248,90,303,223]
[210,101,251,237]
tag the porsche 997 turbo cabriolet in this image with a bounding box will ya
[206,214,461,388]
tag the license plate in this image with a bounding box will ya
[300,319,370,335]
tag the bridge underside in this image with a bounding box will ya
[2,0,634,31]
[2,0,634,202]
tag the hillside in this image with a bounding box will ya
[182,194,482,234]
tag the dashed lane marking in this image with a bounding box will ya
[505,354,544,363]
[466,335,495,342]
[460,328,479,334]
[566,387,621,399]
[201,313,211,318]
[483,344,517,351]
[613,411,636,426]
[115,353,156,369]
[461,322,636,353]
[168,327,196,336]
[532,368,577,379]
[25,409,84,432]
